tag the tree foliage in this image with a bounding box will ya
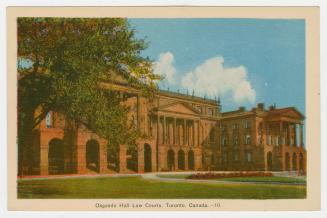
[18,18,160,174]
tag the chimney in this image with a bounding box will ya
[239,106,245,112]
[257,103,264,111]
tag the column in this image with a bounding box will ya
[173,117,176,145]
[188,121,191,145]
[191,120,195,146]
[184,119,187,145]
[151,144,157,172]
[156,115,160,143]
[40,143,49,176]
[295,124,298,147]
[169,119,174,144]
[194,121,199,146]
[179,121,183,145]
[158,116,163,144]
[279,121,283,146]
[190,121,193,146]
[194,149,202,170]
[288,123,292,146]
[174,149,179,171]
[199,122,202,147]
[266,125,270,145]
[119,144,127,173]
[185,150,189,170]
[76,142,86,174]
[137,144,144,173]
[99,142,108,174]
[163,116,166,144]
[300,124,304,147]
[294,124,298,147]
[158,146,167,171]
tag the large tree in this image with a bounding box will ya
[18,18,160,175]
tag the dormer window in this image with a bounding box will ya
[45,112,53,128]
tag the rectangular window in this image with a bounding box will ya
[277,136,281,146]
[210,130,215,142]
[220,124,225,131]
[244,121,251,129]
[197,105,202,113]
[258,134,262,144]
[245,134,251,145]
[208,108,213,116]
[222,153,227,162]
[246,152,252,162]
[233,152,239,161]
[221,137,227,146]
[233,134,238,145]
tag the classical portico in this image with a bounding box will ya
[263,108,306,172]
[154,101,205,171]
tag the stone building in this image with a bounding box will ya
[21,78,307,176]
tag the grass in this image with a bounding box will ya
[18,176,306,199]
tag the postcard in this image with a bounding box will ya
[7,6,320,211]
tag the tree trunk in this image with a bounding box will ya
[18,109,35,176]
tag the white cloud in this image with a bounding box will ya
[153,52,176,84]
[181,56,256,103]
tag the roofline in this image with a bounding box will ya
[157,89,218,106]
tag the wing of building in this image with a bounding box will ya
[20,77,307,176]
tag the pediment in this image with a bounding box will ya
[269,107,304,120]
[284,110,302,118]
[157,102,200,116]
[283,109,304,119]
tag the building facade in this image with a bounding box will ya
[21,79,307,176]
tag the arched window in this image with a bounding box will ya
[86,139,100,172]
[48,138,64,174]
[144,143,152,172]
[178,150,185,170]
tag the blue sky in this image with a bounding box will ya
[128,18,305,114]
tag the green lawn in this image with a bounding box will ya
[18,176,306,199]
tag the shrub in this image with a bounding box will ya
[186,171,273,180]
